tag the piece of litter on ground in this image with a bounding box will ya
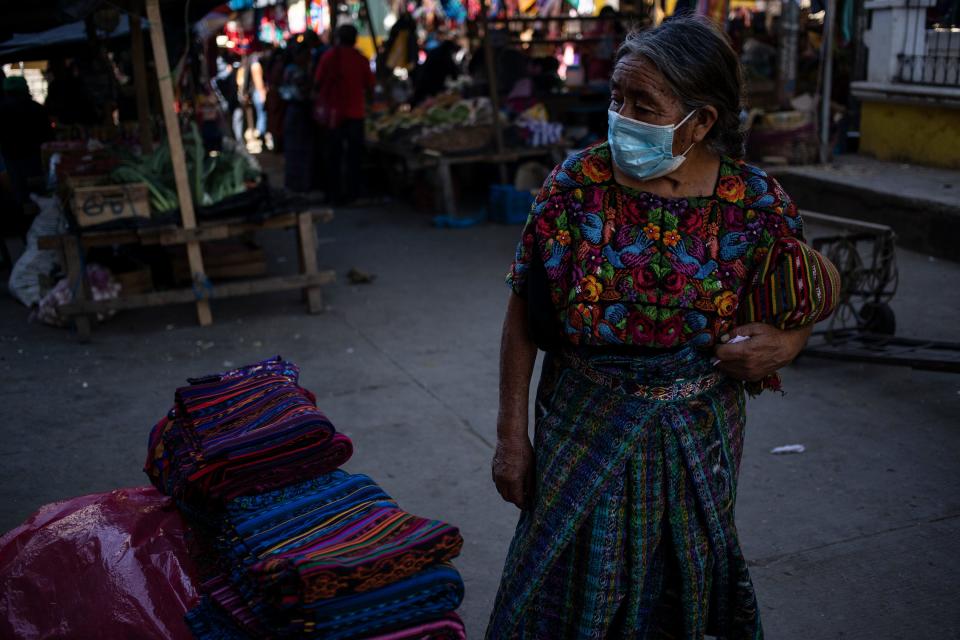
[770,444,806,455]
[195,340,215,350]
[293,334,301,340]
[347,268,377,284]
[928,256,937,262]
[346,347,355,354]
[222,361,234,368]
[165,324,175,331]
[81,382,88,389]
[252,341,263,348]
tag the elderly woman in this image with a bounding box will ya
[487,16,837,639]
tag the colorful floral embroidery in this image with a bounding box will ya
[506,142,804,349]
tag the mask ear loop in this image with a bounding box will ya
[674,109,699,157]
[673,108,699,130]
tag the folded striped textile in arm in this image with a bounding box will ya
[739,237,842,393]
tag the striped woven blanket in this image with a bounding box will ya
[187,564,465,639]
[219,471,464,609]
[144,358,353,504]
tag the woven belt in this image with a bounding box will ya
[562,353,725,402]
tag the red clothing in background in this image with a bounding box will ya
[313,45,375,120]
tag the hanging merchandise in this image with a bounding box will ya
[258,5,290,45]
[441,0,469,23]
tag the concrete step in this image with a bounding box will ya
[771,155,960,261]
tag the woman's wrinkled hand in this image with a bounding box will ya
[713,322,812,381]
[492,433,535,511]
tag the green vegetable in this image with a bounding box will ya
[108,125,259,216]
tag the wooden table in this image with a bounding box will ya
[38,209,335,341]
[368,141,564,217]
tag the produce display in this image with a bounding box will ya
[367,94,499,146]
[111,124,261,215]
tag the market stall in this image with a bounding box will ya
[364,6,633,220]
[3,0,336,339]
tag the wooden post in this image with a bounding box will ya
[359,0,386,77]
[819,0,838,164]
[296,211,324,313]
[145,0,213,326]
[130,5,153,154]
[63,236,93,342]
[479,0,509,184]
[437,157,457,217]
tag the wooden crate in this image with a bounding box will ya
[114,265,153,295]
[171,240,267,282]
[70,182,151,228]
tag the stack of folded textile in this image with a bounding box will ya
[145,359,353,507]
[145,358,466,639]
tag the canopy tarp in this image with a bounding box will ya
[0,0,225,39]
[0,14,149,64]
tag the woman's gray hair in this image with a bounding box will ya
[617,15,745,158]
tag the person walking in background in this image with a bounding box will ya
[249,50,269,147]
[313,24,375,205]
[265,46,290,152]
[0,76,51,208]
[280,43,315,193]
[411,40,460,105]
[213,52,244,145]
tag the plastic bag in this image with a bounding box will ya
[0,487,199,640]
[7,194,68,307]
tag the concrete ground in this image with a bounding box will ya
[1,190,959,638]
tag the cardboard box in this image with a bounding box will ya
[70,182,151,228]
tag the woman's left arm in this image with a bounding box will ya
[713,322,813,382]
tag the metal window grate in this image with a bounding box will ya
[897,28,960,86]
[894,0,960,88]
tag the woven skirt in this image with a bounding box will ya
[486,346,763,640]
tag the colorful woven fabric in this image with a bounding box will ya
[147,359,465,638]
[359,613,467,639]
[506,142,805,349]
[487,346,761,639]
[739,237,841,393]
[740,236,840,329]
[293,563,464,639]
[144,358,353,505]
[187,563,464,639]
[217,471,463,610]
[185,596,254,640]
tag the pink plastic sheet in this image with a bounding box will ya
[0,487,199,640]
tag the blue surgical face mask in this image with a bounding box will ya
[607,108,698,181]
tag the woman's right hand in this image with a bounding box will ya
[492,432,535,511]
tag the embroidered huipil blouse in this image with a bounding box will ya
[506,142,805,349]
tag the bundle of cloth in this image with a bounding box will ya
[144,358,466,639]
[144,358,354,506]
[739,236,842,393]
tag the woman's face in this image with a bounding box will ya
[609,54,685,126]
[609,54,705,156]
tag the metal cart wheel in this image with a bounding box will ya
[859,301,897,335]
